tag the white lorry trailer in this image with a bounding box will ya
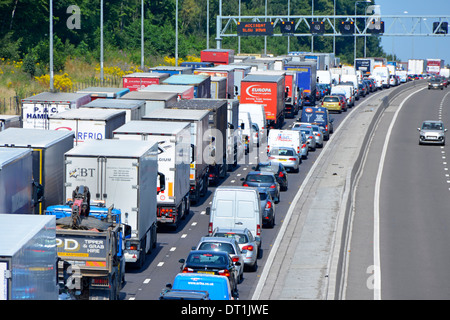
[21,92,91,129]
[113,121,191,229]
[0,213,58,300]
[63,139,163,268]
[142,108,210,204]
[0,128,74,214]
[48,108,126,145]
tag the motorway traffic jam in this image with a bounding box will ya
[0,49,448,300]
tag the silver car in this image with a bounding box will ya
[295,126,317,151]
[212,228,259,271]
[268,146,300,173]
[194,236,244,283]
[418,120,447,145]
[299,124,324,148]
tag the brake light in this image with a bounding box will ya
[302,144,307,148]
[265,201,272,209]
[92,278,110,287]
[218,269,231,277]
[288,157,297,161]
[257,224,261,236]
[278,171,284,177]
[128,244,138,251]
[243,183,249,187]
[182,267,194,273]
[208,222,213,235]
[231,256,240,263]
[309,135,314,139]
[270,185,276,189]
[268,156,275,160]
[242,245,254,251]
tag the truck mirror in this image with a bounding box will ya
[123,224,132,239]
[205,207,211,215]
[158,172,165,194]
[178,258,185,264]
[240,123,245,129]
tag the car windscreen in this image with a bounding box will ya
[324,97,339,102]
[214,232,249,244]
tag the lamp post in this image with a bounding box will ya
[354,0,371,64]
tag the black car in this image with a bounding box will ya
[254,161,288,191]
[179,250,240,298]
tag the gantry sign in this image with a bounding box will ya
[217,15,450,46]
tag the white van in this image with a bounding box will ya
[206,186,262,248]
[267,129,302,155]
[340,74,359,97]
[238,103,266,141]
[238,111,254,154]
[331,84,355,107]
[372,66,390,88]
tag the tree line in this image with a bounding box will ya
[0,0,389,72]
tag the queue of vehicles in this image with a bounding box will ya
[1,48,445,300]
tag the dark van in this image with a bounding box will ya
[299,106,334,140]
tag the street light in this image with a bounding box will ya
[354,0,371,64]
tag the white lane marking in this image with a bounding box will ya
[143,278,151,284]
[157,262,164,267]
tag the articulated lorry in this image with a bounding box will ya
[46,185,127,300]
[284,60,317,106]
[240,74,285,129]
[142,108,210,204]
[113,121,191,229]
[48,108,126,145]
[21,92,91,130]
[63,139,164,268]
[167,99,229,185]
[0,128,74,214]
[0,214,58,300]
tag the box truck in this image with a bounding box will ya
[63,139,164,267]
[139,84,195,100]
[162,74,211,98]
[80,98,145,122]
[0,148,35,214]
[408,59,426,75]
[119,91,178,116]
[284,60,317,106]
[240,74,285,129]
[229,64,252,100]
[0,128,74,214]
[76,87,130,99]
[194,65,236,99]
[142,108,210,204]
[49,108,126,145]
[113,121,191,229]
[201,49,235,65]
[167,99,229,184]
[122,72,170,91]
[0,214,58,300]
[426,59,444,75]
[21,92,91,130]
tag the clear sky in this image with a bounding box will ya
[373,0,450,66]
